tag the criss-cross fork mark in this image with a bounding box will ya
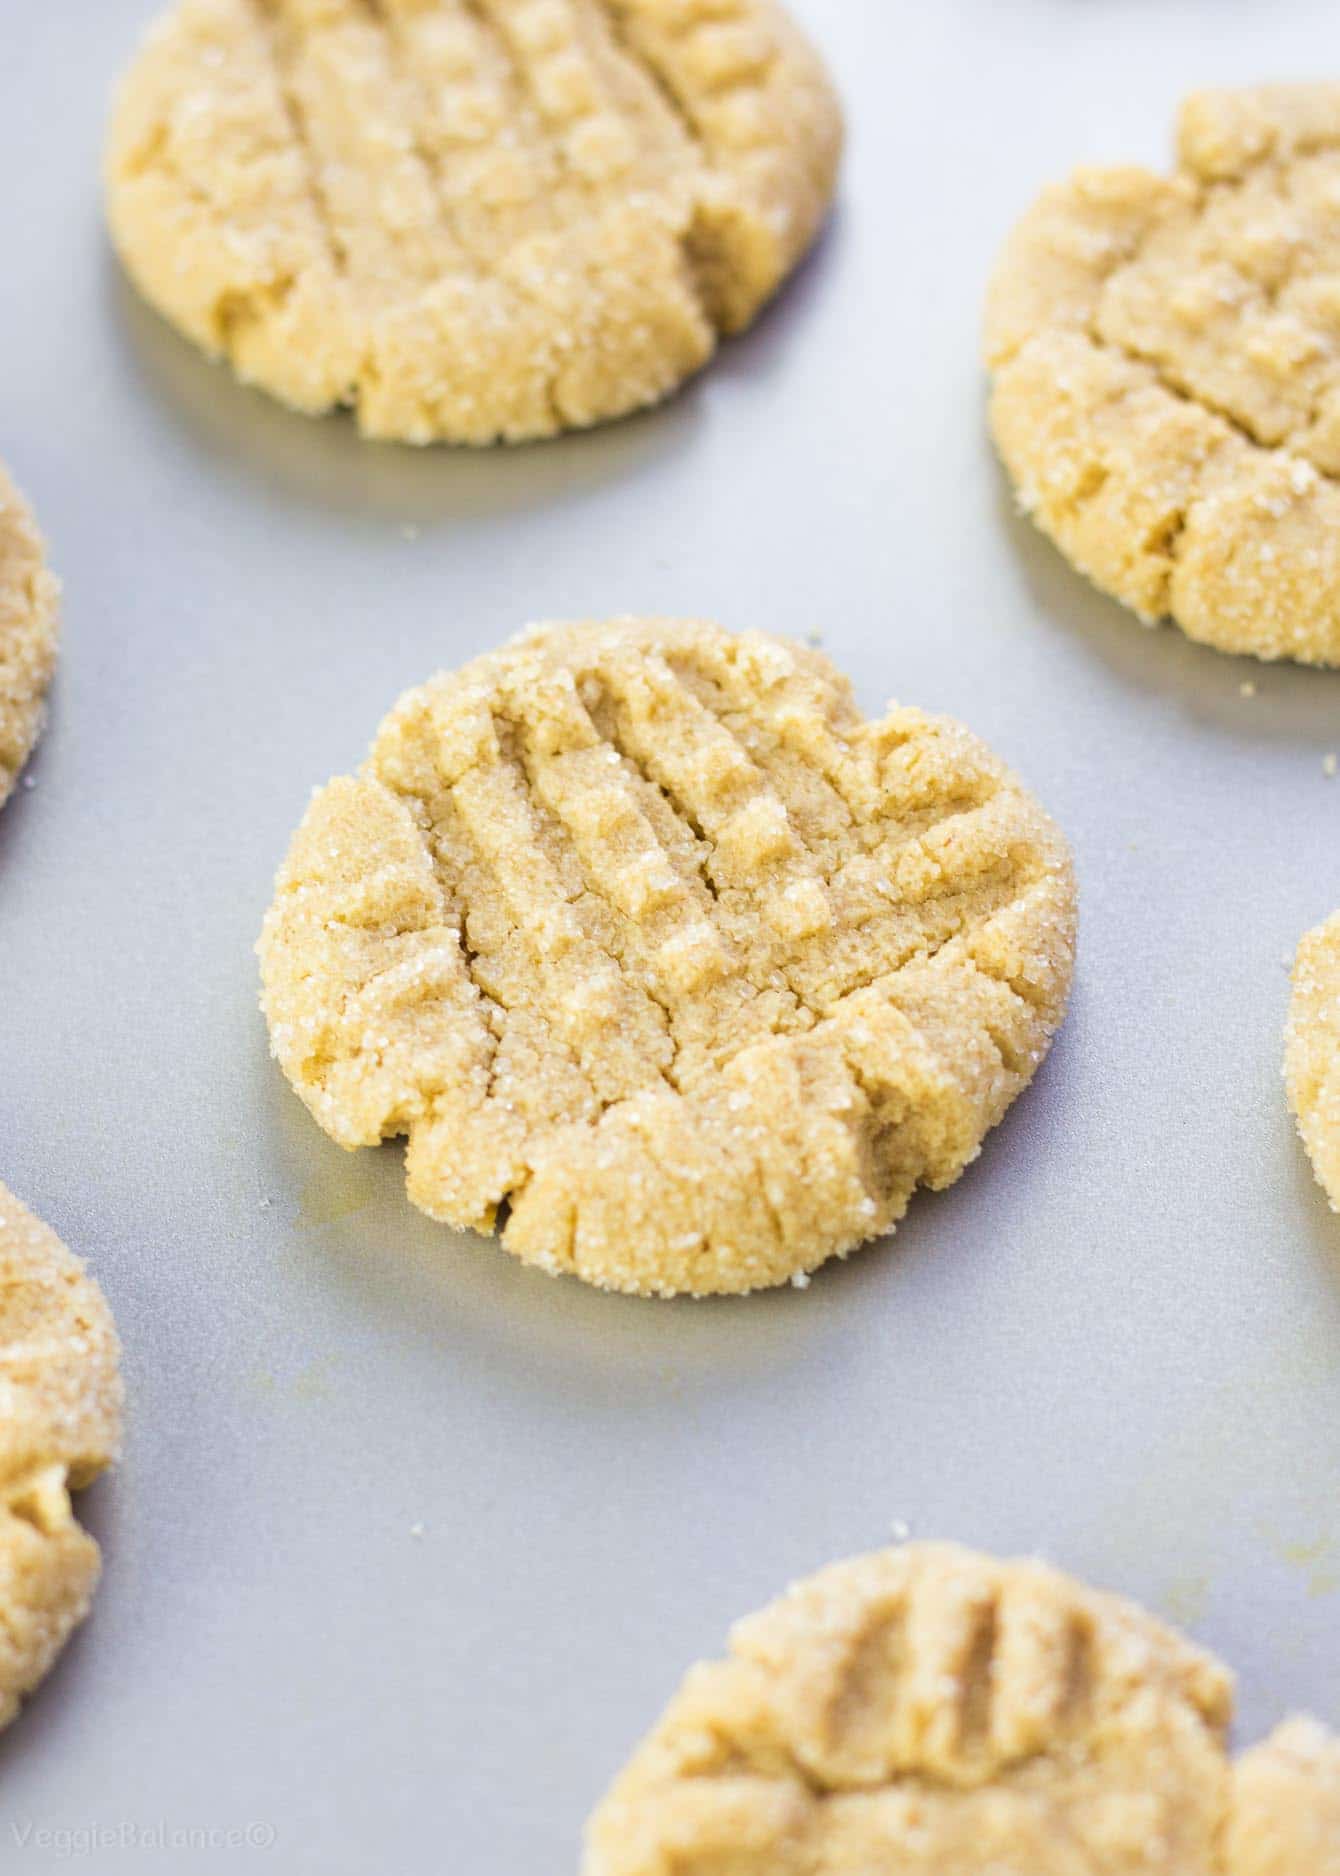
[583,1546,1235,1876]
[260,626,1073,1289]
[1092,164,1340,473]
[256,0,781,259]
[992,98,1340,472]
[587,1546,1340,1874]
[266,0,714,437]
[110,0,841,438]
[987,93,1340,652]
[735,1561,1101,1792]
[378,633,1050,1105]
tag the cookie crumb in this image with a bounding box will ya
[1324,754,1337,778]
[1239,680,1257,698]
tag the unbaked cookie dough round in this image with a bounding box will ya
[986,84,1340,666]
[0,1183,123,1732]
[1286,909,1340,1209]
[106,0,843,445]
[258,617,1076,1297]
[583,1543,1340,1875]
[0,461,59,810]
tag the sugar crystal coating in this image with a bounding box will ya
[1286,909,1340,1209]
[583,1543,1340,1875]
[0,1184,123,1732]
[0,462,59,810]
[986,85,1340,664]
[258,618,1076,1296]
[106,0,843,444]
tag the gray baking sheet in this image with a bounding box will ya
[1,0,1338,1868]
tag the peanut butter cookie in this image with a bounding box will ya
[1286,909,1340,1209]
[584,1544,1339,1874]
[0,1183,123,1732]
[987,85,1340,665]
[106,0,842,445]
[259,618,1076,1296]
[0,461,59,810]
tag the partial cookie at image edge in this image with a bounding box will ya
[582,1543,1340,1876]
[1286,909,1340,1210]
[0,460,59,810]
[105,0,844,445]
[0,1182,123,1733]
[985,84,1340,666]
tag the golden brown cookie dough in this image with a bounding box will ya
[985,85,1340,665]
[1285,910,1340,1209]
[259,617,1076,1297]
[106,0,842,445]
[0,1183,123,1732]
[583,1543,1340,1875]
[0,461,59,811]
